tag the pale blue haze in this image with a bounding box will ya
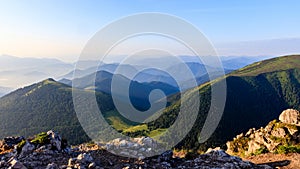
[0,0,299,61]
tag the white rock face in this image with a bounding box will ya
[227,109,300,157]
[279,109,300,126]
[104,137,164,159]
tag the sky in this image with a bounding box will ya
[0,0,300,62]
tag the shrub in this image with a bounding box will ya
[30,132,50,145]
[275,145,300,154]
[17,139,26,152]
[253,146,269,155]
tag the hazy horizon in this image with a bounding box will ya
[1,0,300,62]
[0,53,277,64]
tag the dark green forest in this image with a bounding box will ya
[120,55,300,151]
[0,55,299,151]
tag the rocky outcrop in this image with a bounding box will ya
[0,131,272,169]
[279,109,300,126]
[19,141,35,157]
[0,136,24,152]
[47,130,62,151]
[67,153,96,169]
[0,130,73,169]
[105,137,164,159]
[227,109,300,156]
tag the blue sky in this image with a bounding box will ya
[0,0,300,61]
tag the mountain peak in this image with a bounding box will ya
[39,78,67,87]
[44,78,56,82]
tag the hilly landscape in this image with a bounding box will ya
[0,55,299,169]
[0,55,299,153]
[69,70,180,111]
[1,1,300,168]
[0,78,114,144]
[119,55,300,151]
[0,76,178,144]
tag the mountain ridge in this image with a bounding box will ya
[124,55,300,151]
[0,55,299,151]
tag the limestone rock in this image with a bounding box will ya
[271,127,287,138]
[247,140,262,155]
[279,109,300,126]
[0,131,272,168]
[105,137,163,158]
[205,147,221,153]
[227,109,300,157]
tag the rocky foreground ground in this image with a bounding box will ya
[2,109,300,169]
[0,130,272,169]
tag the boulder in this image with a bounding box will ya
[76,153,94,164]
[207,147,221,153]
[279,109,300,126]
[47,130,62,151]
[19,141,35,157]
[46,163,58,169]
[9,158,27,169]
[105,137,163,158]
[67,153,96,169]
[271,127,287,138]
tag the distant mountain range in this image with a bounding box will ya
[0,55,73,88]
[63,63,232,88]
[0,54,271,90]
[60,55,271,81]
[0,54,286,147]
[220,55,274,70]
[70,70,180,111]
[60,61,234,111]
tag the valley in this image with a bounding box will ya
[0,55,299,151]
